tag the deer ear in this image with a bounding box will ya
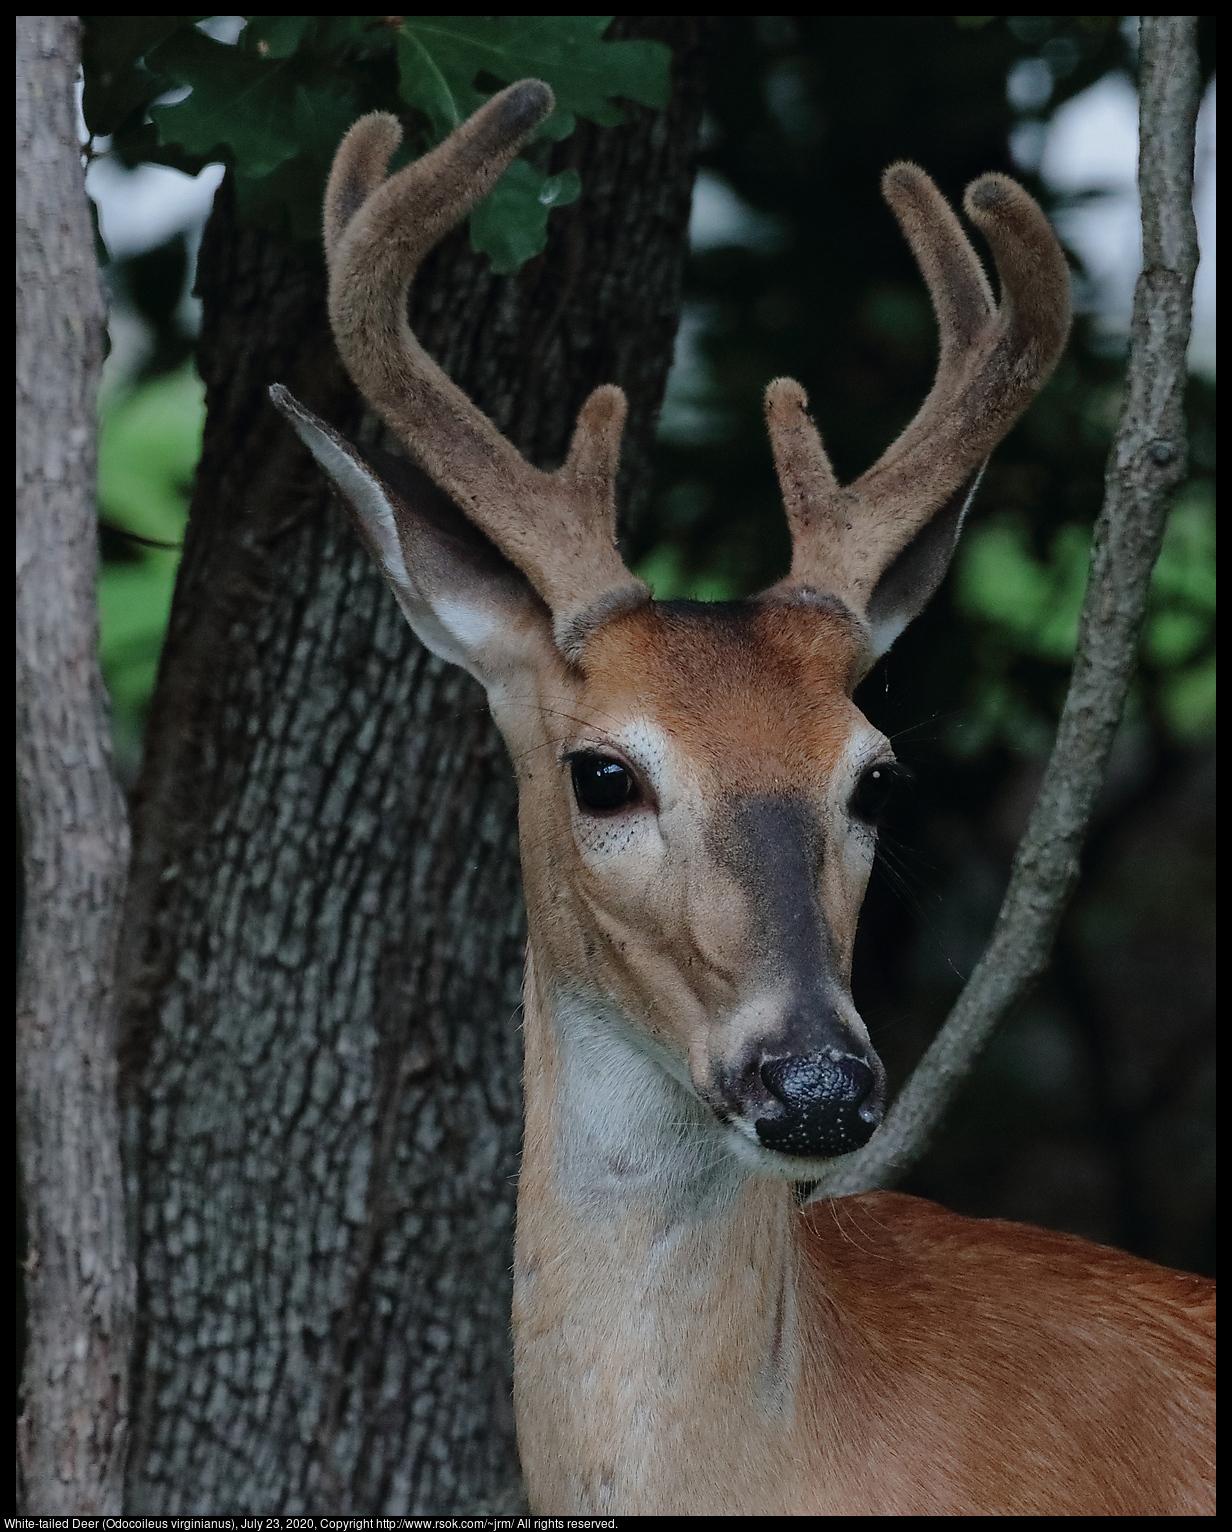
[863,467,983,657]
[270,385,554,689]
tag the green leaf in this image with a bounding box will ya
[238,16,399,62]
[469,160,581,274]
[636,542,740,602]
[314,16,400,58]
[145,26,363,243]
[148,28,361,181]
[1149,481,1215,613]
[147,29,303,174]
[1159,655,1215,741]
[240,15,315,61]
[396,17,670,272]
[91,16,672,266]
[98,362,204,542]
[1144,481,1216,739]
[97,364,205,743]
[956,514,1089,661]
[396,26,465,138]
[396,17,671,136]
[81,16,200,138]
[955,483,1216,750]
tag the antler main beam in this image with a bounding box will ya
[767,163,1071,615]
[321,84,1067,666]
[324,82,649,654]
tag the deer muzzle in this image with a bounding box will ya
[707,793,887,1159]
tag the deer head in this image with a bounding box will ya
[272,80,1070,1175]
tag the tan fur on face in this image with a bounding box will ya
[514,602,883,1097]
[576,602,865,793]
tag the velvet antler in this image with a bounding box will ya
[310,89,1068,668]
[764,163,1071,626]
[322,82,649,655]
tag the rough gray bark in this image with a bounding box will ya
[118,20,708,1513]
[816,15,1202,1200]
[16,14,135,1514]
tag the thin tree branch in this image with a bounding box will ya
[813,15,1202,1201]
[16,16,134,1512]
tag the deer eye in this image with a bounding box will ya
[569,753,640,814]
[849,763,898,825]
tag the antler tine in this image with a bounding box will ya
[869,162,997,474]
[883,163,996,369]
[771,165,1070,612]
[324,82,648,655]
[324,110,403,265]
[764,378,844,579]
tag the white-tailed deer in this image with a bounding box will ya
[272,82,1214,1516]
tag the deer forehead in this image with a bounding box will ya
[568,601,875,797]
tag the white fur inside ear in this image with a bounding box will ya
[284,411,490,673]
[867,612,908,659]
[271,386,555,692]
[863,467,985,660]
[289,421,413,590]
[435,598,497,651]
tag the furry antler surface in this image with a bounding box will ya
[323,82,649,654]
[317,87,1070,660]
[766,163,1071,614]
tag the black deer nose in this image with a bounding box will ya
[755,1054,881,1158]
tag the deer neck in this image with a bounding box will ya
[513,944,817,1514]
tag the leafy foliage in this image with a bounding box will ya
[953,483,1216,752]
[395,17,668,137]
[96,363,204,774]
[82,15,669,267]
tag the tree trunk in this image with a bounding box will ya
[119,20,708,1514]
[16,15,134,1514]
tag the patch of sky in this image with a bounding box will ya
[654,172,786,452]
[655,302,737,450]
[198,16,246,45]
[1026,72,1215,378]
[688,168,786,255]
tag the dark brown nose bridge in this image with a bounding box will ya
[716,796,849,1040]
[713,795,886,1154]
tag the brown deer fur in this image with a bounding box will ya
[269,79,1215,1516]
